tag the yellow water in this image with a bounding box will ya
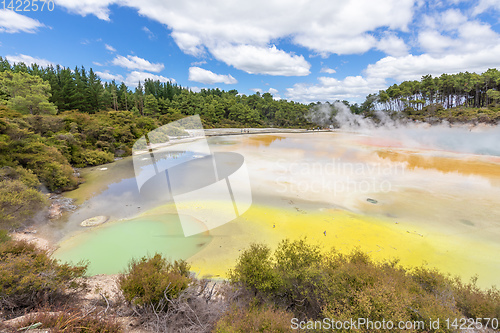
[185,203,500,287]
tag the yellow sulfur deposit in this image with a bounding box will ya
[187,203,500,288]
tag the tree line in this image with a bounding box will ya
[367,68,500,113]
[0,57,310,127]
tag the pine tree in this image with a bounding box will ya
[0,71,57,114]
[59,67,77,111]
[118,82,129,111]
[87,68,104,112]
[134,81,144,115]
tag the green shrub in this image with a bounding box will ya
[36,161,78,191]
[0,178,48,229]
[0,106,23,119]
[25,114,65,136]
[118,254,191,310]
[8,139,78,191]
[230,239,327,319]
[0,239,87,312]
[322,255,460,332]
[158,112,185,126]
[96,140,115,154]
[0,229,10,243]
[274,238,322,277]
[0,165,40,188]
[213,306,294,333]
[0,166,47,230]
[229,243,282,294]
[452,277,500,319]
[72,149,114,167]
[229,239,500,332]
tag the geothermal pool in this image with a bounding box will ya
[52,128,500,288]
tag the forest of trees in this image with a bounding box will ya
[306,69,500,125]
[0,57,310,128]
[2,56,499,127]
[369,68,500,112]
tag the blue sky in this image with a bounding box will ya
[1,0,500,104]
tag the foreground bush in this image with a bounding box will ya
[118,253,191,311]
[320,254,460,332]
[0,239,87,313]
[452,276,500,319]
[118,254,233,332]
[213,306,294,333]
[230,238,325,319]
[136,279,229,333]
[230,238,500,332]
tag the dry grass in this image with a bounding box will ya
[213,306,294,333]
[11,308,122,333]
[132,279,231,333]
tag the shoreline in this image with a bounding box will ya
[131,127,333,156]
[10,231,56,255]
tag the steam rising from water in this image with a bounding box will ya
[328,102,500,157]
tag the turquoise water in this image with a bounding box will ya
[52,148,217,276]
[53,213,211,275]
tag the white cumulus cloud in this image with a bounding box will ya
[5,54,53,67]
[54,0,115,21]
[211,45,310,76]
[188,67,237,84]
[188,86,202,93]
[417,30,455,55]
[171,32,205,57]
[320,67,336,74]
[417,9,499,56]
[472,0,500,15]
[124,71,175,86]
[105,44,116,52]
[250,87,281,99]
[112,55,164,73]
[371,8,500,82]
[0,9,44,33]
[95,71,124,82]
[268,88,281,100]
[191,60,207,66]
[365,45,500,82]
[286,76,386,103]
[52,0,415,74]
[376,34,409,57]
[142,26,156,40]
